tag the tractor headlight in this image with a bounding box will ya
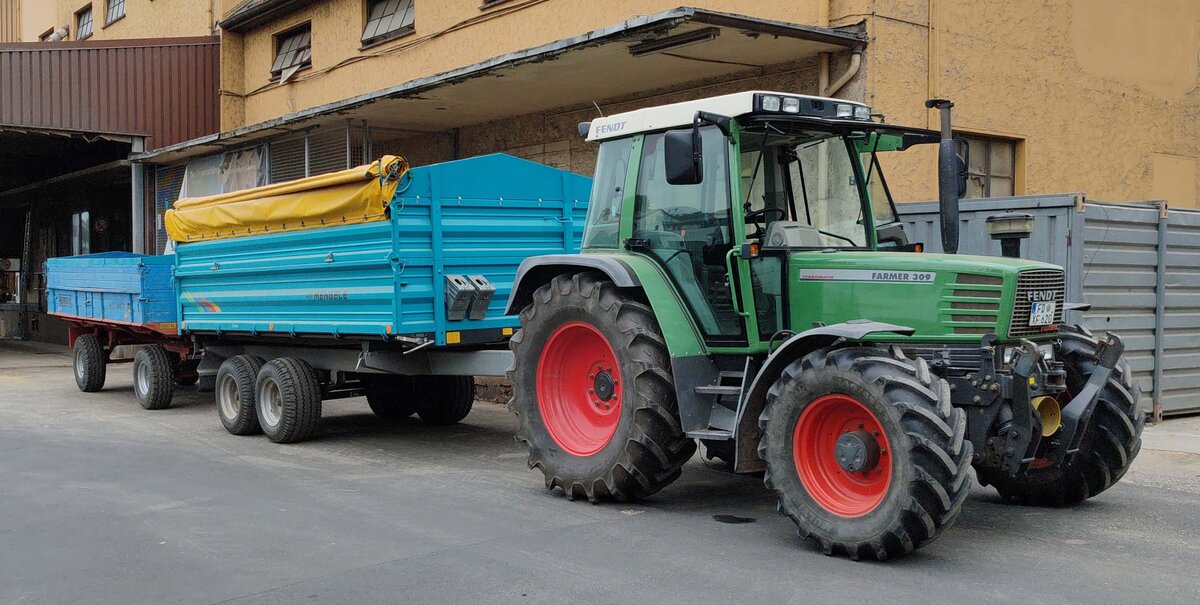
[854,106,871,120]
[836,103,855,118]
[761,95,782,112]
[781,97,801,113]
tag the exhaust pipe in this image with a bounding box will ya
[925,99,962,254]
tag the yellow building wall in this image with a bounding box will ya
[54,0,216,40]
[222,0,1198,208]
[222,0,820,129]
[859,0,1199,208]
[20,0,54,41]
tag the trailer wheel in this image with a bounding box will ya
[414,376,475,425]
[73,333,107,392]
[256,358,322,443]
[133,345,177,410]
[364,375,417,421]
[976,326,1144,507]
[216,355,265,435]
[509,272,696,502]
[759,345,972,561]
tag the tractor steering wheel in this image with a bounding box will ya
[744,207,787,239]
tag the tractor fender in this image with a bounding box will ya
[505,254,641,315]
[732,320,916,473]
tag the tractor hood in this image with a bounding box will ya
[785,251,1065,343]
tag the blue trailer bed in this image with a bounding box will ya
[47,252,178,334]
[174,154,591,345]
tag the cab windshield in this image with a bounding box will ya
[740,129,869,248]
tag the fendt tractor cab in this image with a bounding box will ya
[505,92,1144,560]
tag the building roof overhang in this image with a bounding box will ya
[137,7,865,165]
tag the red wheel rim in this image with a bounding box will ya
[793,394,892,517]
[537,322,622,456]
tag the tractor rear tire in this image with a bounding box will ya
[364,375,418,421]
[759,345,972,561]
[255,358,322,443]
[509,272,696,502]
[975,326,1144,507]
[216,355,265,435]
[133,345,177,410]
[73,334,106,393]
[414,376,475,425]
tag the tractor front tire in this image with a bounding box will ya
[133,345,177,410]
[759,345,972,560]
[73,334,107,393]
[509,272,696,502]
[975,326,1144,506]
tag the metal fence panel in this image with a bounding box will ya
[1079,202,1161,406]
[1162,207,1200,414]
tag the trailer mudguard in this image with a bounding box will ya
[732,320,916,472]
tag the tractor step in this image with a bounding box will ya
[687,428,733,440]
[694,385,742,396]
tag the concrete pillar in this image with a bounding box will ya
[131,137,146,254]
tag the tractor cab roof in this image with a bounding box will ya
[585,91,874,141]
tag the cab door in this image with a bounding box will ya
[628,125,763,350]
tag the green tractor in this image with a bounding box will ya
[504,92,1144,560]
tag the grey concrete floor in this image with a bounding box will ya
[2,341,1199,605]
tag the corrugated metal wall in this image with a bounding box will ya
[0,37,219,149]
[899,196,1200,417]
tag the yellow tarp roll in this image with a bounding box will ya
[165,155,409,242]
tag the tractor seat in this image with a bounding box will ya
[763,221,822,248]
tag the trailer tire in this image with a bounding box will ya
[415,376,475,425]
[975,326,1144,507]
[759,345,972,561]
[256,358,322,443]
[364,375,417,421]
[73,334,106,393]
[133,345,177,410]
[216,355,265,435]
[509,272,696,502]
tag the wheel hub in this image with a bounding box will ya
[834,430,881,473]
[592,368,616,404]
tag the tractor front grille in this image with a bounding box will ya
[1009,269,1065,338]
[951,273,1002,335]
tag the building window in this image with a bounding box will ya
[76,6,93,40]
[961,135,1017,198]
[38,28,57,41]
[105,0,125,25]
[361,0,415,47]
[271,23,312,80]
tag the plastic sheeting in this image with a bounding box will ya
[164,156,408,242]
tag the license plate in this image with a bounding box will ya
[1029,301,1057,326]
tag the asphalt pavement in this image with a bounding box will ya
[2,341,1198,605]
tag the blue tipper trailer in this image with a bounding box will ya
[49,154,591,432]
[47,252,197,408]
[179,154,590,441]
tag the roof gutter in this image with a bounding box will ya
[220,0,321,33]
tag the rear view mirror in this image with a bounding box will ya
[665,127,702,185]
[956,154,968,198]
[954,137,969,198]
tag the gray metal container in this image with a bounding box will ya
[899,194,1200,417]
